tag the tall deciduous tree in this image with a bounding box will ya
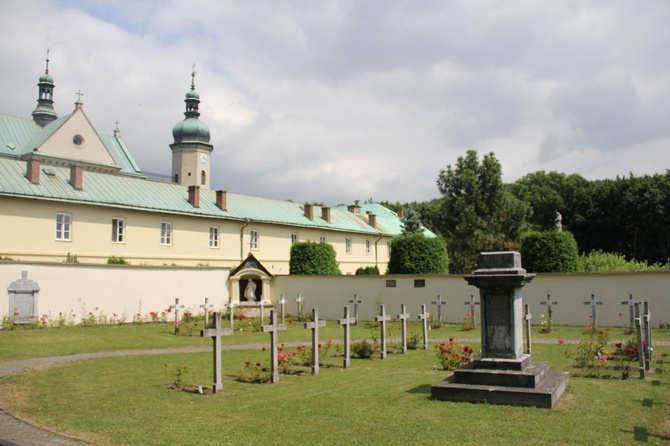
[436,150,529,273]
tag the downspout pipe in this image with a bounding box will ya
[240,218,251,261]
[374,232,383,268]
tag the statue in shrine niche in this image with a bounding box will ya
[244,280,257,302]
[554,210,562,232]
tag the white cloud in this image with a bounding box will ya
[2,0,670,205]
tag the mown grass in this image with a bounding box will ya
[1,320,667,361]
[0,341,668,445]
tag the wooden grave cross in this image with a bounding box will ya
[634,302,646,379]
[643,300,653,371]
[620,294,635,329]
[169,298,185,335]
[418,304,430,350]
[349,294,363,325]
[540,294,559,320]
[200,312,233,393]
[228,301,235,329]
[200,297,213,327]
[295,293,304,319]
[279,294,287,324]
[583,294,604,327]
[376,305,391,359]
[339,306,357,369]
[431,295,447,324]
[523,304,532,355]
[397,304,410,354]
[463,294,480,323]
[261,310,287,383]
[304,308,327,375]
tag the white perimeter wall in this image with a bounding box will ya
[2,262,668,327]
[1,262,230,322]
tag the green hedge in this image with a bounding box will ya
[520,231,579,273]
[289,241,341,275]
[355,266,380,275]
[387,234,449,274]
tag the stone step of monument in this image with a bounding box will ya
[431,371,569,409]
[453,361,550,388]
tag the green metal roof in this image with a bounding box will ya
[0,113,143,177]
[0,158,404,236]
[334,202,436,237]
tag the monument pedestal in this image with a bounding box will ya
[431,358,569,408]
[431,251,569,409]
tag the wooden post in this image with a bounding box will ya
[228,301,235,329]
[644,300,652,371]
[634,302,646,379]
[339,306,356,369]
[376,305,391,359]
[418,304,430,350]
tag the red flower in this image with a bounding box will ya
[618,313,623,317]
[558,339,565,344]
[256,362,261,367]
[262,347,266,352]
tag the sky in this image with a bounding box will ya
[2,1,670,206]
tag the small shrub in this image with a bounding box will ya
[355,266,380,275]
[460,313,476,331]
[243,360,270,383]
[520,230,579,273]
[164,361,188,389]
[351,340,378,359]
[407,331,422,350]
[107,255,129,265]
[574,327,610,377]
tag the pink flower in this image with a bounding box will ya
[558,339,565,344]
[326,339,333,345]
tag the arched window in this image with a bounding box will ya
[201,170,206,185]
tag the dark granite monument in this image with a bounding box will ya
[431,251,569,408]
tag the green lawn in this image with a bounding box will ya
[0,322,668,445]
[1,320,666,361]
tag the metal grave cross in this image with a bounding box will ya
[418,304,430,350]
[376,305,391,359]
[431,295,447,323]
[200,312,233,393]
[583,294,604,327]
[261,310,287,383]
[169,298,185,335]
[620,294,635,328]
[634,302,646,379]
[295,293,304,319]
[304,308,327,375]
[540,294,559,320]
[339,306,356,369]
[349,294,363,325]
[397,304,410,354]
[200,297,213,327]
[228,301,236,329]
[523,304,532,355]
[279,294,287,324]
[463,294,480,320]
[643,300,653,370]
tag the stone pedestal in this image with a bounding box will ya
[431,252,569,408]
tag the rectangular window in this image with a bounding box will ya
[366,239,371,254]
[56,213,71,241]
[345,238,352,254]
[386,280,397,288]
[209,226,219,248]
[160,222,172,246]
[320,236,327,243]
[250,230,259,250]
[112,218,125,243]
[414,279,426,288]
[291,233,299,244]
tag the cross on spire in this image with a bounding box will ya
[191,63,196,90]
[74,89,84,101]
[45,49,50,74]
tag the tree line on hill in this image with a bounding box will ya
[381,150,670,274]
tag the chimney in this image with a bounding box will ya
[304,203,314,220]
[397,208,405,219]
[369,213,377,228]
[216,190,227,210]
[188,185,200,207]
[348,200,361,214]
[26,159,40,184]
[322,206,331,223]
[70,164,83,190]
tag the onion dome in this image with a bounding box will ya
[172,67,210,144]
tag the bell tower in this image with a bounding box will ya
[170,65,213,188]
[32,50,58,127]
